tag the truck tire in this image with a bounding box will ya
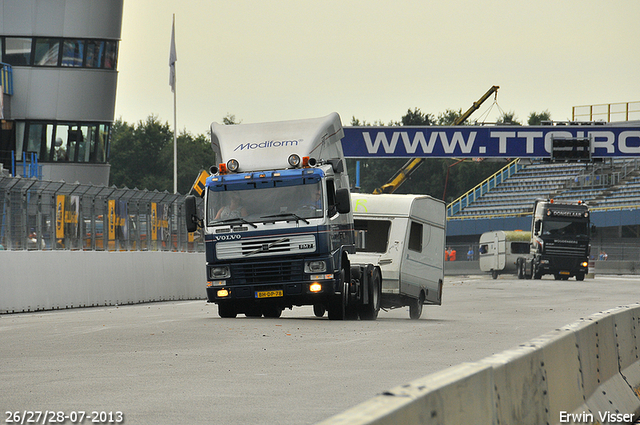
[262,305,282,318]
[576,273,585,281]
[328,267,348,320]
[517,260,524,279]
[359,267,381,321]
[218,302,237,318]
[313,304,325,317]
[409,292,425,320]
[245,305,262,317]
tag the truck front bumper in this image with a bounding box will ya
[206,278,340,306]
[537,256,589,276]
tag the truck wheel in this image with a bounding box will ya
[313,304,325,318]
[218,302,237,318]
[517,261,524,279]
[328,268,348,320]
[491,270,498,280]
[359,268,381,320]
[245,305,262,317]
[533,263,542,280]
[409,292,424,320]
[262,305,282,318]
[576,273,585,281]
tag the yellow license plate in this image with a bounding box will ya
[255,290,283,299]
[560,271,570,275]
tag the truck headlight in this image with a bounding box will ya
[209,266,231,279]
[305,260,326,273]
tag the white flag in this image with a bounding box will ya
[169,15,177,93]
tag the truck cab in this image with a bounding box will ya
[518,199,591,280]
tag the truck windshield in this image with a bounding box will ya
[207,181,324,226]
[542,220,589,238]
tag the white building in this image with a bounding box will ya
[0,0,123,185]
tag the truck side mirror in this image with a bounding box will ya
[534,220,541,235]
[185,195,202,232]
[335,188,351,214]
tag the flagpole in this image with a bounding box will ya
[171,13,178,194]
[170,14,178,194]
[173,70,177,194]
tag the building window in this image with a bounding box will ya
[86,40,104,68]
[104,41,117,69]
[4,37,32,66]
[16,121,110,164]
[26,123,45,153]
[1,36,118,70]
[97,124,109,162]
[61,40,84,67]
[34,38,60,66]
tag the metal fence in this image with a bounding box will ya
[448,239,640,263]
[0,176,205,252]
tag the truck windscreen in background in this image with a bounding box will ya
[542,220,589,238]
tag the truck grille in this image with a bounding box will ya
[545,245,587,257]
[216,235,316,260]
[231,260,304,285]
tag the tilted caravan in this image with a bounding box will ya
[479,230,531,279]
[350,194,446,319]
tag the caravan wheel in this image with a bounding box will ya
[409,292,425,320]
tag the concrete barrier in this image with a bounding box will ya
[318,304,640,425]
[0,251,206,313]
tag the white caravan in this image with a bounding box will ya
[350,194,446,319]
[478,230,531,279]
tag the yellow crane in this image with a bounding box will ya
[372,85,499,194]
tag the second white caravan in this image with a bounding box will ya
[350,194,446,319]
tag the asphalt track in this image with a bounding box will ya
[2,275,639,424]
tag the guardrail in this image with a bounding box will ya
[447,158,524,217]
[318,304,640,424]
[0,176,204,252]
[572,101,640,122]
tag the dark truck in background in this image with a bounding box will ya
[517,199,593,281]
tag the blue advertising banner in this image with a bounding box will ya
[341,126,640,158]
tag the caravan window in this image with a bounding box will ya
[510,242,529,254]
[408,221,423,252]
[354,219,391,253]
[479,244,489,255]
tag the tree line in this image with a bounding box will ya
[109,109,550,202]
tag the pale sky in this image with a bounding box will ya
[114,0,640,136]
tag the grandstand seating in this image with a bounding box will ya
[450,159,640,218]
